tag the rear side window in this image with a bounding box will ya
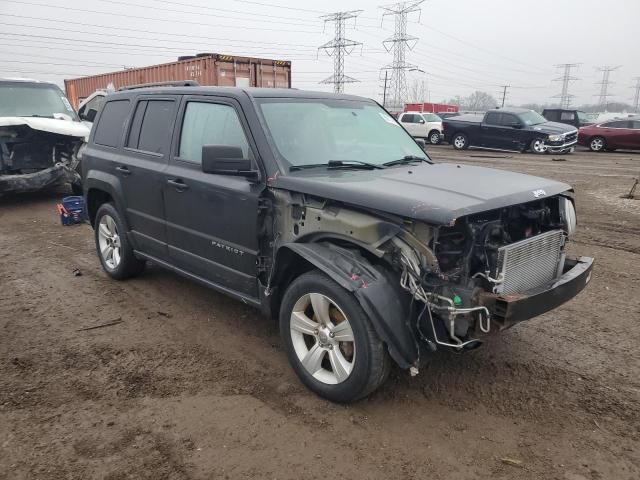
[93,99,130,147]
[126,99,175,155]
[178,102,251,164]
[560,112,575,120]
[484,112,501,125]
[425,114,440,122]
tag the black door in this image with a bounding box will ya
[480,111,510,149]
[163,96,263,298]
[117,96,178,260]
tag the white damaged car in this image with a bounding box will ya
[0,78,89,195]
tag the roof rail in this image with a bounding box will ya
[117,80,199,91]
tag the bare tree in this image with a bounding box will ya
[407,79,426,103]
[461,91,498,111]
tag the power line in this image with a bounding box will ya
[595,65,621,111]
[380,0,424,111]
[0,0,321,34]
[553,63,581,108]
[318,11,363,93]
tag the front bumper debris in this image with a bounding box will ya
[477,256,594,329]
[0,163,79,194]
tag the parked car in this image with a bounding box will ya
[83,85,593,402]
[0,78,89,194]
[578,117,640,152]
[542,109,593,129]
[397,111,443,144]
[443,108,578,154]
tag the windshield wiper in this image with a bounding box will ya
[382,155,429,167]
[290,160,385,171]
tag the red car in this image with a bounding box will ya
[578,117,640,152]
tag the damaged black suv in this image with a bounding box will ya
[83,85,594,402]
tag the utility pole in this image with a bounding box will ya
[499,85,510,108]
[553,63,581,109]
[632,77,640,113]
[318,11,363,94]
[595,65,621,111]
[380,0,424,112]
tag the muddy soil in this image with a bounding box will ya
[1,147,638,479]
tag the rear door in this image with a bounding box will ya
[118,95,179,260]
[480,112,508,149]
[163,95,263,298]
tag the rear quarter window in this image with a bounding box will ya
[93,99,131,147]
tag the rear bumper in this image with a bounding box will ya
[478,256,594,329]
[0,163,79,194]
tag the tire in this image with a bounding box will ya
[94,203,145,280]
[451,133,468,150]
[589,136,606,152]
[279,270,391,403]
[428,130,441,145]
[530,137,548,154]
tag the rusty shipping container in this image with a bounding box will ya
[64,53,292,109]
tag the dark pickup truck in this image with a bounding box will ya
[443,108,578,154]
[83,86,593,402]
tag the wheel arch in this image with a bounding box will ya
[268,241,418,369]
[84,171,128,229]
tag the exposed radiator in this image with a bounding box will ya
[494,230,565,294]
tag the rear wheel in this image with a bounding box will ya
[94,203,145,280]
[530,137,548,154]
[589,136,606,152]
[280,270,390,403]
[451,133,468,150]
[428,130,441,145]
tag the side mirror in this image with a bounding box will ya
[418,118,425,124]
[81,108,97,122]
[201,145,258,179]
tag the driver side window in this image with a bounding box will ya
[178,102,251,164]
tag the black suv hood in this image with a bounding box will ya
[529,121,577,135]
[273,163,570,225]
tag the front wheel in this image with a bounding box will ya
[530,137,548,154]
[451,133,468,150]
[94,203,145,280]
[280,270,390,403]
[589,136,606,152]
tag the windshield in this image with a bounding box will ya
[257,99,427,168]
[0,83,78,120]
[519,110,547,126]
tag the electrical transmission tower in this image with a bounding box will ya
[553,63,581,108]
[595,65,621,111]
[632,77,640,112]
[380,0,424,111]
[318,11,363,94]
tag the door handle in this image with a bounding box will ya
[116,166,131,176]
[167,178,189,192]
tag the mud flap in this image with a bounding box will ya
[280,242,418,369]
[0,163,79,194]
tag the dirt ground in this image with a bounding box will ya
[1,146,639,480]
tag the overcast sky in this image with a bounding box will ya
[1,0,638,107]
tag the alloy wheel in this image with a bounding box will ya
[532,139,548,154]
[590,137,604,151]
[289,292,356,385]
[454,135,466,149]
[97,214,121,270]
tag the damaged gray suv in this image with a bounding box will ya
[83,84,594,402]
[0,78,88,194]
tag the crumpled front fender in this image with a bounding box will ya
[279,242,418,369]
[0,163,79,194]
